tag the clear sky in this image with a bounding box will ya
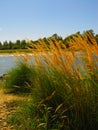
[0,0,98,42]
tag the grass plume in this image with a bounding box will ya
[6,31,98,130]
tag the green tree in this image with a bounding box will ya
[52,33,62,40]
[2,41,9,49]
[95,34,98,43]
[0,42,2,49]
[16,40,21,49]
[21,40,27,49]
[9,41,14,49]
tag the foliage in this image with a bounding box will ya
[0,40,28,50]
[4,61,33,93]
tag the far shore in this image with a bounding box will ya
[0,53,15,56]
[0,53,34,56]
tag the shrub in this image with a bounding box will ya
[4,62,33,93]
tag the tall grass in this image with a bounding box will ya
[7,32,98,129]
[4,61,33,93]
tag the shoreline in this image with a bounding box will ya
[0,53,15,56]
[0,53,34,56]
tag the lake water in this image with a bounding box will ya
[0,55,17,76]
[0,54,35,76]
[0,53,98,76]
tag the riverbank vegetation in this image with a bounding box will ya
[2,30,98,130]
[0,49,32,54]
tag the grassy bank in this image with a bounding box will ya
[0,49,32,54]
[3,32,98,130]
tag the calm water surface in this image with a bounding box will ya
[0,53,98,76]
[0,55,17,76]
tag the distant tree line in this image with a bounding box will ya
[0,30,98,50]
[0,40,29,50]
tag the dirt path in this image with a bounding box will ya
[0,89,24,130]
[0,101,17,130]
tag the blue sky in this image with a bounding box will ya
[0,0,98,42]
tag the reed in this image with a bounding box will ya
[7,32,98,130]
